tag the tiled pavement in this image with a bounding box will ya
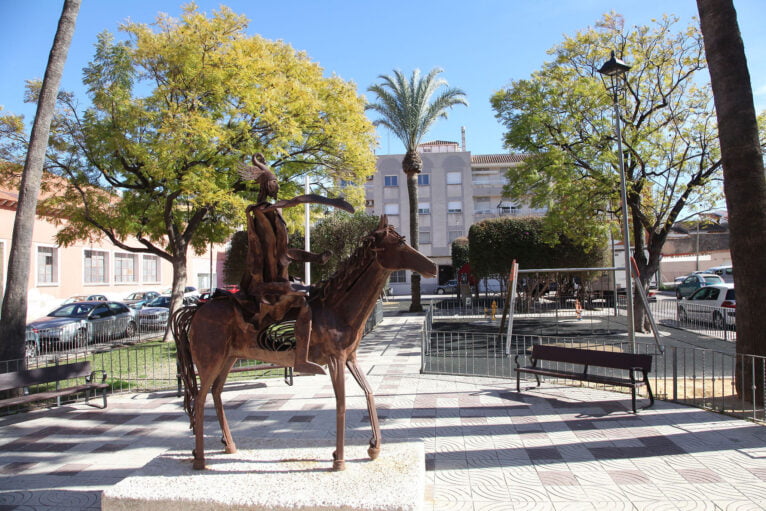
[2,315,766,510]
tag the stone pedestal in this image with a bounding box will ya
[102,439,425,511]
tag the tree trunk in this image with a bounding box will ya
[0,0,80,363]
[164,255,190,342]
[698,0,766,404]
[406,171,423,312]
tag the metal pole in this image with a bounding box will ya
[613,89,636,352]
[304,175,311,286]
[695,219,700,272]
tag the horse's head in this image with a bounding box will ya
[368,216,437,277]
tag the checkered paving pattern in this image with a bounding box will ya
[1,315,766,510]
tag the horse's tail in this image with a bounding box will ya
[171,305,199,430]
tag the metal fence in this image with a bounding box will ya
[431,293,738,343]
[2,300,384,414]
[421,310,763,423]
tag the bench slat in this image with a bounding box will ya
[0,361,93,392]
[0,383,109,408]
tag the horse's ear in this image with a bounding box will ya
[378,215,387,229]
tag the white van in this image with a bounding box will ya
[704,265,733,284]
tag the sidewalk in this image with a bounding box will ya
[1,314,766,510]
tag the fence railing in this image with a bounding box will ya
[2,300,385,414]
[421,312,762,423]
[431,294,737,343]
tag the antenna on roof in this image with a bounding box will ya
[461,126,466,152]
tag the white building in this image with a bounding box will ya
[365,141,544,294]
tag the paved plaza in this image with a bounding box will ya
[1,314,766,510]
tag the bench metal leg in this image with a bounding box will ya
[644,377,655,410]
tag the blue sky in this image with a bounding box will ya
[1,0,764,156]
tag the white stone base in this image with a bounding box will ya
[102,439,425,511]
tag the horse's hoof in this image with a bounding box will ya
[192,459,206,470]
[332,459,346,471]
[368,446,380,460]
[225,445,237,454]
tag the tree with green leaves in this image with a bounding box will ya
[0,0,80,363]
[308,211,380,283]
[697,0,766,400]
[491,13,722,331]
[1,5,375,330]
[468,216,605,280]
[366,68,467,312]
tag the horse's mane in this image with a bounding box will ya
[311,224,401,301]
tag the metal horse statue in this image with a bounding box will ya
[173,215,436,470]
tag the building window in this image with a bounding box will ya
[418,202,431,214]
[446,172,462,185]
[142,255,160,283]
[448,230,463,243]
[417,174,430,186]
[365,199,374,208]
[84,250,109,284]
[37,246,59,285]
[384,203,400,215]
[498,201,519,216]
[419,230,431,244]
[447,201,462,213]
[474,197,492,214]
[389,270,406,283]
[114,253,138,283]
[384,175,398,187]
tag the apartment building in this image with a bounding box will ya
[365,140,543,294]
[0,187,226,320]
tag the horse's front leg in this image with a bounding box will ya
[212,357,238,454]
[346,355,380,460]
[327,356,347,471]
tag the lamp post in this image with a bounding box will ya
[598,50,635,352]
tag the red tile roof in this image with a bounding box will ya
[471,154,529,164]
[0,189,18,208]
[419,140,459,146]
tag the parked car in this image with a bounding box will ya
[675,273,724,299]
[678,283,735,329]
[435,280,458,295]
[704,264,734,284]
[61,294,108,305]
[138,294,197,330]
[123,291,160,309]
[162,286,199,300]
[27,301,137,348]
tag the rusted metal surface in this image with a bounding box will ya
[172,156,436,471]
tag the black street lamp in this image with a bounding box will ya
[598,50,635,351]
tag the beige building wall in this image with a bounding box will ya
[0,203,226,321]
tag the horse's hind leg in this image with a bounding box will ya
[212,357,238,454]
[346,355,380,460]
[327,356,347,471]
[192,377,214,470]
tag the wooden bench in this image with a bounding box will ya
[176,362,293,396]
[0,361,108,410]
[515,345,654,413]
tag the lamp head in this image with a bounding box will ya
[598,51,631,77]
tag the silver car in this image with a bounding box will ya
[27,301,137,348]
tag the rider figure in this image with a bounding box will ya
[239,154,327,375]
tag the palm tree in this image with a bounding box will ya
[697,0,766,403]
[0,0,80,364]
[367,68,467,312]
